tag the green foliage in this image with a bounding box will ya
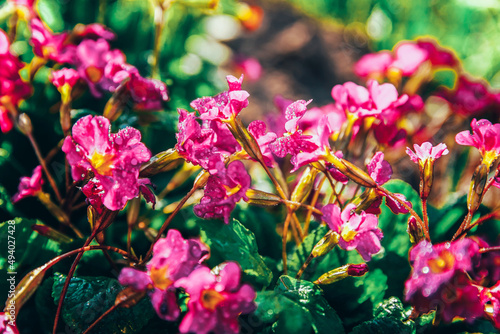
[52,273,155,334]
[199,218,273,288]
[253,276,344,334]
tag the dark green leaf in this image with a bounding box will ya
[199,218,273,288]
[52,273,154,334]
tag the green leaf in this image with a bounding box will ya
[52,273,155,334]
[350,297,415,334]
[199,218,273,288]
[286,224,330,279]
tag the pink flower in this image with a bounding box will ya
[118,229,209,321]
[455,118,500,166]
[0,107,13,133]
[247,120,277,167]
[321,203,383,261]
[0,312,19,334]
[481,281,500,329]
[127,71,168,110]
[12,165,43,203]
[72,23,116,41]
[405,239,481,318]
[190,75,249,122]
[367,151,392,185]
[30,18,75,64]
[175,109,240,171]
[74,38,126,97]
[0,29,31,110]
[438,76,498,116]
[194,160,250,224]
[406,142,449,166]
[354,51,393,78]
[416,39,458,68]
[390,42,429,76]
[175,262,256,334]
[51,68,80,89]
[233,56,262,82]
[62,115,151,211]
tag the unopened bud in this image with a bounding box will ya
[311,230,339,258]
[127,197,141,226]
[324,150,377,188]
[17,113,32,134]
[103,80,130,122]
[314,263,369,285]
[87,205,96,230]
[226,117,264,163]
[419,159,434,200]
[291,167,319,203]
[139,149,183,177]
[467,163,489,214]
[407,216,424,245]
[246,189,281,206]
[32,224,73,243]
[353,188,380,214]
[115,286,147,308]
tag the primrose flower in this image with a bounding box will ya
[0,312,19,334]
[175,109,240,171]
[438,76,498,116]
[190,75,249,122]
[233,55,262,82]
[481,281,500,329]
[72,23,116,41]
[62,115,151,212]
[0,107,13,133]
[354,51,393,79]
[455,119,500,166]
[405,239,481,316]
[406,142,449,165]
[118,229,209,321]
[30,18,75,64]
[51,68,80,103]
[193,160,250,224]
[176,262,256,334]
[321,203,383,261]
[12,165,43,203]
[127,71,169,110]
[0,29,31,111]
[247,120,277,167]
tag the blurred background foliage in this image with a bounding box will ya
[287,0,500,86]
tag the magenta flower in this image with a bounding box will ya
[247,120,277,167]
[175,262,256,334]
[51,68,80,91]
[0,312,19,334]
[30,18,75,64]
[321,203,383,261]
[175,109,240,171]
[0,107,13,133]
[118,229,209,321]
[455,119,500,166]
[190,75,249,122]
[367,151,392,185]
[438,76,498,116]
[72,23,116,41]
[390,42,428,76]
[62,115,151,211]
[127,71,169,110]
[354,51,393,78]
[481,281,500,329]
[233,55,262,82]
[74,38,126,97]
[12,165,43,203]
[0,29,31,110]
[406,142,449,166]
[405,239,481,316]
[194,160,250,224]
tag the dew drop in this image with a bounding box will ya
[422,266,429,274]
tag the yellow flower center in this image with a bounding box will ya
[89,151,115,176]
[85,66,103,83]
[428,250,455,274]
[200,289,225,311]
[150,266,173,290]
[341,224,357,242]
[482,150,499,168]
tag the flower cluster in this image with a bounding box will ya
[0,29,31,133]
[119,229,256,334]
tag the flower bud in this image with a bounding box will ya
[17,113,32,135]
[407,216,424,245]
[314,263,369,285]
[103,80,130,122]
[139,149,183,177]
[324,150,377,188]
[353,188,380,214]
[467,163,489,214]
[419,159,434,200]
[32,224,73,243]
[245,189,281,206]
[291,167,319,203]
[115,286,147,308]
[127,197,141,226]
[311,230,340,258]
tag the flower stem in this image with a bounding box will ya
[295,254,314,279]
[303,175,326,235]
[27,133,63,203]
[282,210,293,275]
[422,198,429,238]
